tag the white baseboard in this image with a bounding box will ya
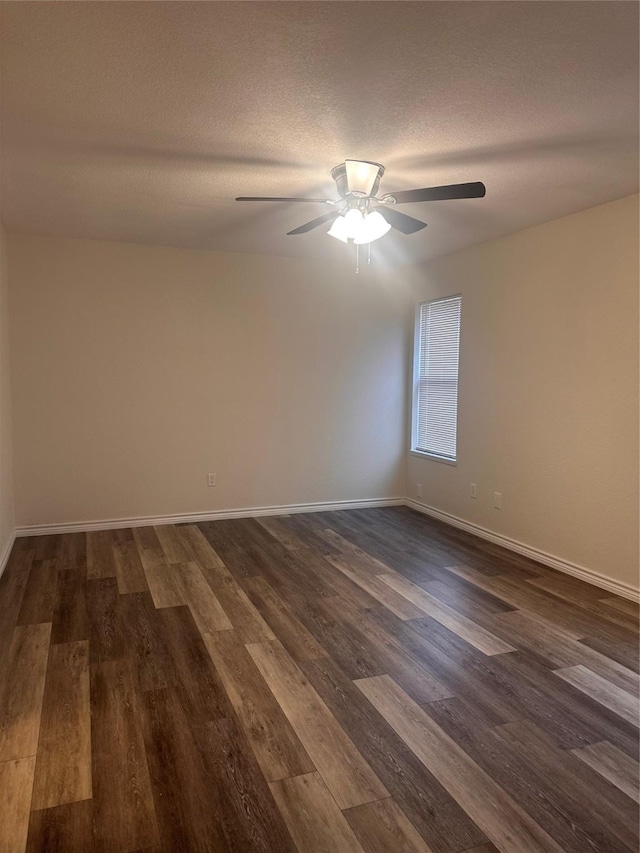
[12,495,638,603]
[406,498,639,603]
[15,497,405,538]
[0,532,16,580]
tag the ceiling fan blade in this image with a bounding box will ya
[384,182,486,204]
[379,207,427,235]
[236,196,331,203]
[287,211,340,235]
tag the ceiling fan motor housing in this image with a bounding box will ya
[331,161,385,199]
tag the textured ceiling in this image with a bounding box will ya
[1,1,638,265]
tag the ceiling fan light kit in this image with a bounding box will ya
[236,160,486,264]
[327,207,392,245]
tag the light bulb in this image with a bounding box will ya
[353,210,392,244]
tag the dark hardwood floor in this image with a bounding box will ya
[0,506,638,852]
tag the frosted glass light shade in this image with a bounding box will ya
[328,209,391,244]
[343,208,365,237]
[327,215,349,242]
[353,210,392,244]
[345,160,381,197]
[329,209,366,242]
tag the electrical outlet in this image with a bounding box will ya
[207,473,217,487]
[493,491,502,509]
[470,483,477,499]
[416,483,423,498]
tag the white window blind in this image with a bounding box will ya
[414,295,461,461]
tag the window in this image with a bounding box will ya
[412,295,461,463]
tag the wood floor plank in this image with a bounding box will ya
[50,568,88,645]
[0,541,33,615]
[457,566,639,650]
[155,605,233,724]
[286,595,385,681]
[318,527,398,574]
[490,608,640,695]
[0,546,33,678]
[422,697,636,853]
[203,629,315,781]
[59,532,87,570]
[26,800,93,853]
[356,674,566,853]
[177,523,226,569]
[391,614,519,729]
[343,797,436,853]
[526,572,612,604]
[113,538,148,595]
[154,524,191,564]
[542,588,640,635]
[488,610,640,696]
[0,756,36,853]
[571,740,640,803]
[0,623,51,761]
[325,554,425,620]
[86,531,116,580]
[580,634,640,674]
[320,596,454,704]
[420,577,515,620]
[31,640,92,810]
[17,559,58,626]
[489,718,639,852]
[311,513,443,584]
[246,639,389,809]
[380,574,516,655]
[489,647,638,753]
[87,577,125,663]
[173,561,232,634]
[33,535,62,563]
[270,772,365,853]
[119,592,179,694]
[255,516,301,551]
[133,528,185,609]
[524,576,640,634]
[200,565,276,643]
[201,715,298,851]
[137,686,233,852]
[249,540,347,604]
[302,655,488,853]
[599,597,640,617]
[140,686,296,852]
[242,575,326,661]
[446,565,591,639]
[296,545,383,609]
[90,658,159,851]
[555,664,639,727]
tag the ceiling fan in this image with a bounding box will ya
[236,160,486,245]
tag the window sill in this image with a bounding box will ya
[409,450,457,467]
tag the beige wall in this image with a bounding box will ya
[406,195,639,591]
[8,235,409,527]
[0,226,15,563]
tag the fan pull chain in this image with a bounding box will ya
[368,243,371,265]
[355,243,359,274]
